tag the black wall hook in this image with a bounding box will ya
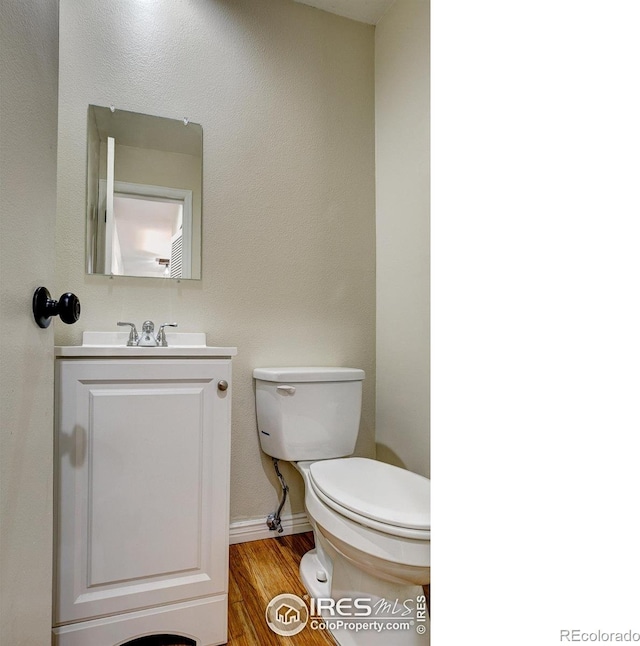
[33,287,81,328]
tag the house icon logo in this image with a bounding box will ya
[266,593,309,636]
[276,603,300,625]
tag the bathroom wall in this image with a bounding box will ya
[0,0,59,641]
[374,0,430,477]
[55,0,376,523]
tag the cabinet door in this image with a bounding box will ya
[54,359,230,625]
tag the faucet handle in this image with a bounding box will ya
[117,321,139,346]
[156,322,178,347]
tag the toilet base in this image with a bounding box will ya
[300,549,331,599]
[299,541,430,646]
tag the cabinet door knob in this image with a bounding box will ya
[218,380,228,391]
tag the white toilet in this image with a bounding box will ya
[254,367,430,646]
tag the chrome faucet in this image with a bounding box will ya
[117,321,139,346]
[156,322,178,347]
[118,321,178,348]
[117,320,178,346]
[137,320,158,346]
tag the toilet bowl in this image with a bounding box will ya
[300,458,429,583]
[254,367,430,646]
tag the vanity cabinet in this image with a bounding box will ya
[53,347,235,646]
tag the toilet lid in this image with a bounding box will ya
[309,458,430,531]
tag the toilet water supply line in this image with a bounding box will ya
[266,458,289,533]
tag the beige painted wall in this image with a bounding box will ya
[0,0,58,642]
[375,0,430,477]
[55,0,376,522]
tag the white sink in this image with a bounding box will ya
[55,332,237,357]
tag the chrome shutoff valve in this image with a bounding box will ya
[267,512,284,533]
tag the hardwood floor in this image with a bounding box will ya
[227,531,430,646]
[124,531,429,645]
[228,532,335,645]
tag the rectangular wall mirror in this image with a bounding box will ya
[86,105,202,279]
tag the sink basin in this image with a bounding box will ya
[55,332,237,358]
[82,331,207,347]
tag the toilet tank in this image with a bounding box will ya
[253,367,365,461]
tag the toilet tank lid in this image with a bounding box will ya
[253,367,365,382]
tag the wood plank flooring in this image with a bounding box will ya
[228,532,335,646]
[121,531,429,645]
[228,531,430,646]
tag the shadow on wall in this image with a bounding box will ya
[260,451,305,515]
[375,443,408,471]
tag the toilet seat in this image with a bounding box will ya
[309,458,430,541]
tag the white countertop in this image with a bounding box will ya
[55,332,237,358]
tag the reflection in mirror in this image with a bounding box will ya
[86,105,202,279]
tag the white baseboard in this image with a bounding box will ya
[229,512,312,545]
